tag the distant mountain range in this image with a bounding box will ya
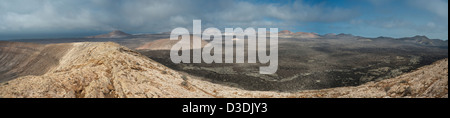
[86,30,447,47]
[136,35,208,50]
[377,35,448,47]
[278,30,448,47]
[86,30,131,38]
[278,30,320,39]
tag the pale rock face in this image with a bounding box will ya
[0,42,447,98]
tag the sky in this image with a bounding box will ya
[0,0,448,40]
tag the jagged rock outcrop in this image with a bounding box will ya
[0,42,447,98]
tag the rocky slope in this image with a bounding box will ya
[288,58,448,98]
[0,41,73,82]
[0,42,447,98]
[0,42,211,98]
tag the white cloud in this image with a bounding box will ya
[367,0,392,5]
[0,0,108,32]
[410,0,448,19]
[427,22,436,28]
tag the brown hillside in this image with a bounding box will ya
[0,42,447,98]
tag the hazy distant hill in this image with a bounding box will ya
[318,33,448,47]
[136,35,208,50]
[278,30,319,39]
[397,35,447,46]
[86,30,131,38]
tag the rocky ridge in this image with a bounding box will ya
[0,42,447,98]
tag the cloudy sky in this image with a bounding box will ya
[0,0,448,40]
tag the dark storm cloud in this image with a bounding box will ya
[0,0,448,40]
[0,0,358,33]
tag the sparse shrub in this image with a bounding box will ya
[384,86,391,92]
[181,75,188,81]
[161,70,167,74]
[399,80,407,84]
[402,87,412,96]
[131,66,143,71]
[181,81,188,87]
